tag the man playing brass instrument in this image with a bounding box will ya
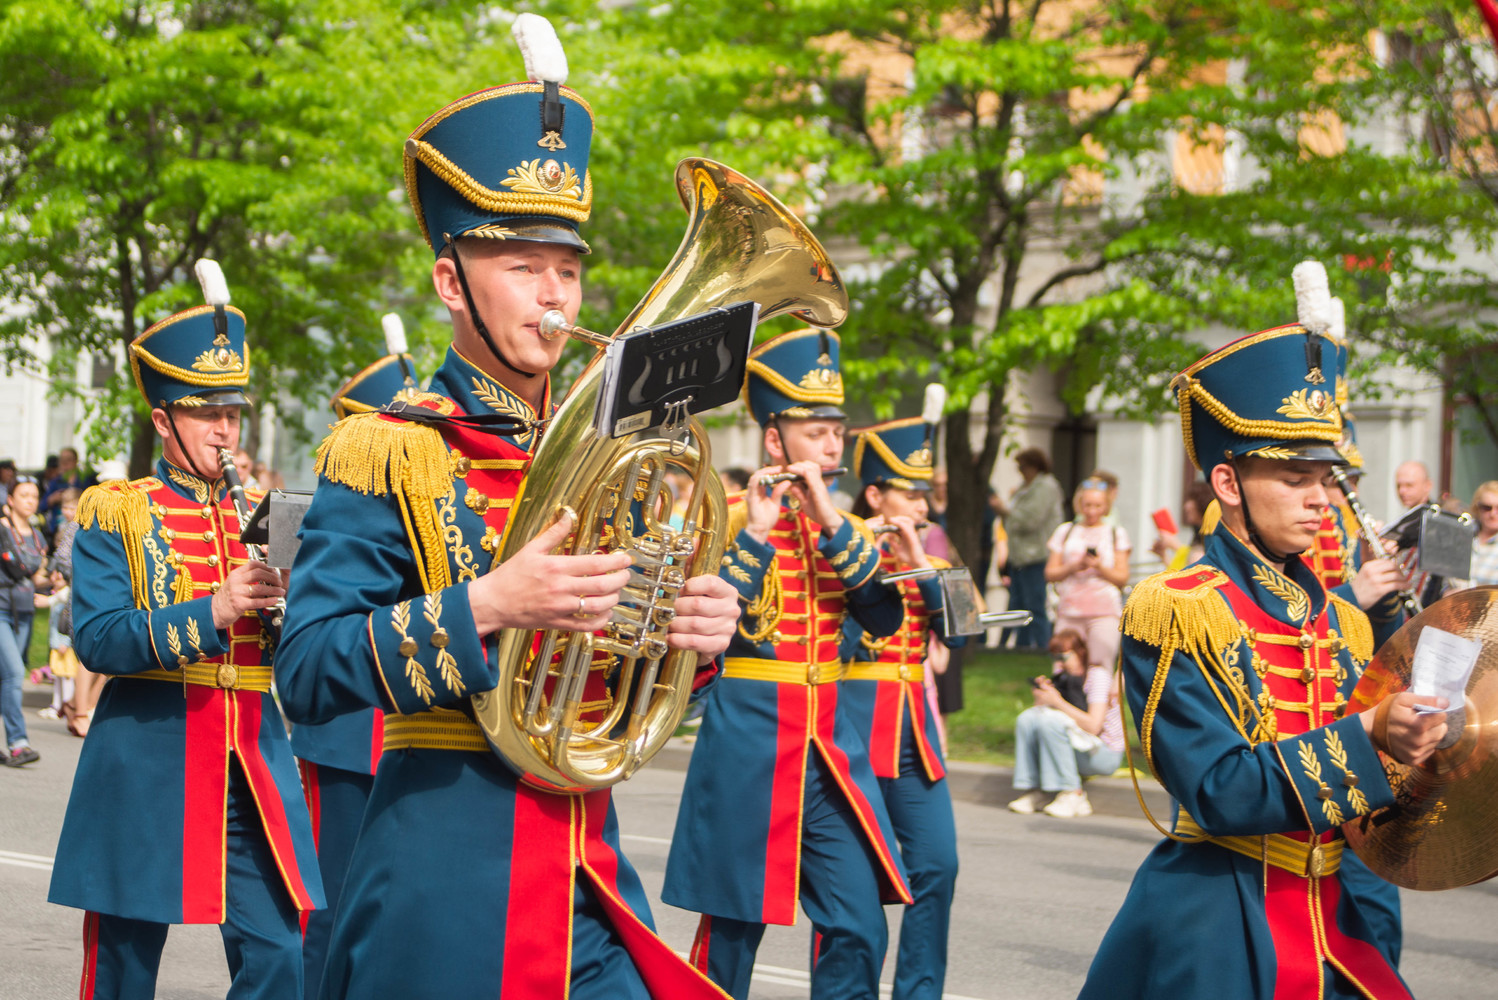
[49,263,323,999]
[665,328,913,1000]
[274,15,738,1000]
[1078,294,1447,999]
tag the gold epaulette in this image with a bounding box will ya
[724,491,749,543]
[1327,592,1373,666]
[1121,566,1244,778]
[75,478,158,610]
[1120,565,1238,659]
[314,408,456,594]
[929,554,952,570]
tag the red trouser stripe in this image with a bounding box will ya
[763,683,811,925]
[502,787,573,997]
[690,915,712,973]
[1265,864,1411,1000]
[79,911,98,1000]
[181,686,229,923]
[298,760,323,936]
[233,694,314,911]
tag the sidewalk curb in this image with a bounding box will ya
[655,737,1170,821]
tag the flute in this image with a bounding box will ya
[1330,466,1421,617]
[870,520,931,535]
[761,466,846,486]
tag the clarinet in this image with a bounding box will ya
[218,448,286,637]
[1330,466,1422,617]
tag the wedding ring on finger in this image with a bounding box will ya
[573,594,589,620]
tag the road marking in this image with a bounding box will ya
[2,849,988,999]
[620,832,673,846]
[0,849,54,872]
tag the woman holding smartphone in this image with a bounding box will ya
[1044,480,1131,673]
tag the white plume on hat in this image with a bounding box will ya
[1292,260,1331,334]
[1328,296,1346,342]
[381,313,408,356]
[512,13,568,85]
[194,258,231,307]
[921,383,947,425]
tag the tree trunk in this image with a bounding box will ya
[128,411,156,480]
[942,409,987,577]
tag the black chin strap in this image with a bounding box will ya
[161,406,219,487]
[1230,458,1297,564]
[449,245,538,379]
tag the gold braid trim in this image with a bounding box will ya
[172,563,194,604]
[1121,569,1248,782]
[76,481,154,610]
[316,412,454,594]
[1327,593,1372,666]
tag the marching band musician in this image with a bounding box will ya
[49,264,323,999]
[1078,317,1447,999]
[272,15,739,999]
[837,409,965,1000]
[663,328,913,1000]
[291,326,419,1000]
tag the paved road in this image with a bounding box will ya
[3,702,1496,998]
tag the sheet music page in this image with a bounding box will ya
[1409,626,1481,714]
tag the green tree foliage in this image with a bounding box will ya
[0,0,480,475]
[544,0,1498,572]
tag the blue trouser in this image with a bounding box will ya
[1013,706,1123,792]
[81,760,303,1000]
[1005,562,1051,649]
[299,764,375,1000]
[879,715,958,1000]
[702,753,890,1000]
[0,608,33,750]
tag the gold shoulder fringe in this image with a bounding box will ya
[1121,567,1244,778]
[929,555,953,570]
[1328,593,1373,665]
[76,479,154,610]
[315,411,454,594]
[725,493,749,543]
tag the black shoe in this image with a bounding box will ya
[5,747,39,767]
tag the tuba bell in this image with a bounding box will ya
[470,157,848,793]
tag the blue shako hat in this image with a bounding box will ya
[744,328,846,427]
[130,259,250,409]
[403,14,593,255]
[852,417,934,492]
[1171,324,1344,471]
[331,313,420,420]
[331,356,419,420]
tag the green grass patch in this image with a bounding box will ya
[943,646,1142,767]
[943,648,1051,766]
[27,606,51,670]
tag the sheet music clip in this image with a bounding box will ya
[662,396,694,454]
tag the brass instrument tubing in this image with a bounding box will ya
[217,448,286,630]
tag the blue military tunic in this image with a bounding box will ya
[1078,528,1411,1000]
[274,346,729,1000]
[49,461,323,924]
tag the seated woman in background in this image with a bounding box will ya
[1007,629,1125,818]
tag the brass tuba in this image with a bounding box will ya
[470,158,848,793]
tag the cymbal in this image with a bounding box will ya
[1343,586,1498,891]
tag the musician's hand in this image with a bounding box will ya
[1361,691,1449,766]
[783,460,844,536]
[882,515,930,569]
[743,466,793,545]
[925,635,950,675]
[1349,558,1407,610]
[467,509,632,635]
[212,560,286,629]
[668,574,740,666]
